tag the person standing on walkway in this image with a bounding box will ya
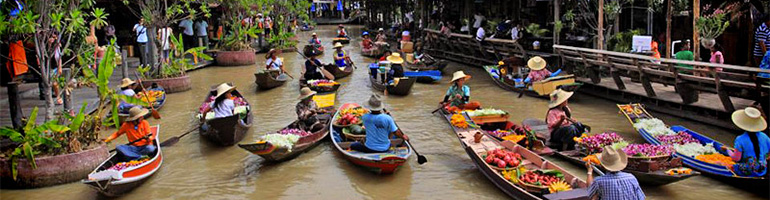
[674,40,694,73]
[475,20,486,42]
[157,26,173,64]
[753,15,770,67]
[511,22,523,41]
[586,146,646,200]
[194,18,209,49]
[179,18,194,50]
[133,19,149,67]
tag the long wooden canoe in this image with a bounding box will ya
[403,70,442,83]
[254,70,288,90]
[198,85,253,146]
[369,75,416,96]
[83,126,162,197]
[482,65,581,98]
[330,103,412,174]
[439,109,589,199]
[239,113,332,162]
[324,64,354,80]
[116,85,166,123]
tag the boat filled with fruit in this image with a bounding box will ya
[462,109,554,156]
[83,126,162,196]
[437,107,588,199]
[329,103,412,174]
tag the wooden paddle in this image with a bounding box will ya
[294,49,335,80]
[390,116,427,164]
[108,133,153,153]
[159,125,201,147]
[134,72,161,119]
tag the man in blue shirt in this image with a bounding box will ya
[587,146,645,200]
[179,19,194,50]
[133,19,148,67]
[350,94,409,153]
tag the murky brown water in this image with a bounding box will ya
[2,25,767,199]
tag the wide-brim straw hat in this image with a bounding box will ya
[599,146,628,172]
[214,83,236,99]
[548,89,574,109]
[732,107,767,132]
[378,28,384,32]
[334,42,344,48]
[365,94,385,111]
[127,106,149,121]
[120,78,136,88]
[527,56,547,70]
[450,71,471,83]
[298,87,317,100]
[387,53,404,64]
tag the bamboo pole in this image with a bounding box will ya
[598,0,604,50]
[666,0,672,58]
[554,0,560,45]
[693,0,700,60]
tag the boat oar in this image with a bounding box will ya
[108,133,153,153]
[159,125,201,147]
[405,140,428,164]
[134,72,161,119]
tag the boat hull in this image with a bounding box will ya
[254,70,287,90]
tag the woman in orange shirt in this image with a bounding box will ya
[104,106,156,160]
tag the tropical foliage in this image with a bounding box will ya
[139,34,212,78]
[525,23,549,38]
[696,3,742,40]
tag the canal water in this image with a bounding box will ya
[2,25,766,199]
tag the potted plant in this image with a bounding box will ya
[525,23,550,50]
[138,34,211,93]
[696,3,741,48]
[216,21,261,66]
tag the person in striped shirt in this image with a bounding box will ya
[753,15,770,67]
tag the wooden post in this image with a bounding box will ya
[597,0,604,50]
[553,0,560,46]
[7,82,23,129]
[62,68,72,112]
[121,49,128,79]
[693,0,700,60]
[665,0,672,59]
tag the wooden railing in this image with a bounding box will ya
[554,44,770,112]
[421,29,543,65]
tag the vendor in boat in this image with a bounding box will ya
[586,146,645,200]
[546,89,588,151]
[350,94,409,153]
[118,78,139,112]
[361,32,374,50]
[441,71,481,111]
[103,106,156,160]
[296,87,323,131]
[308,32,321,46]
[337,24,348,38]
[303,46,329,80]
[265,49,287,74]
[379,50,392,62]
[200,83,236,122]
[499,56,525,79]
[375,28,387,42]
[386,53,405,84]
[333,42,351,68]
[723,107,770,177]
[525,56,552,83]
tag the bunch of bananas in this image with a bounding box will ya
[340,107,369,117]
[548,180,572,193]
[137,90,165,104]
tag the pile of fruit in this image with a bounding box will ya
[278,128,311,137]
[336,107,368,126]
[619,104,645,115]
[450,114,469,128]
[308,79,339,87]
[483,149,522,169]
[136,90,165,104]
[622,143,674,158]
[108,158,151,171]
[574,132,625,154]
[665,168,693,175]
[519,170,565,188]
[695,154,735,166]
[464,109,508,117]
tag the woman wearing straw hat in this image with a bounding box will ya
[200,83,237,122]
[350,94,409,153]
[386,53,406,84]
[723,107,770,177]
[296,87,323,131]
[441,71,481,112]
[546,89,589,151]
[103,106,156,161]
[333,42,351,69]
[525,56,552,83]
[118,78,139,112]
[265,49,287,74]
[586,146,645,200]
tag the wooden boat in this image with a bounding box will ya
[117,85,166,123]
[476,120,554,156]
[405,59,448,72]
[332,37,350,44]
[361,42,384,58]
[238,113,332,162]
[438,109,588,199]
[198,85,253,146]
[330,103,412,174]
[369,75,416,96]
[83,126,161,196]
[482,65,581,98]
[254,70,288,90]
[324,64,354,79]
[304,44,324,55]
[403,70,441,83]
[299,78,341,93]
[522,116,700,186]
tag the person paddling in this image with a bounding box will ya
[441,71,481,112]
[303,45,330,80]
[546,89,588,151]
[200,83,237,122]
[586,146,645,200]
[296,87,324,131]
[265,49,287,74]
[723,107,769,177]
[350,94,409,153]
[333,42,350,69]
[525,56,552,83]
[103,106,156,161]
